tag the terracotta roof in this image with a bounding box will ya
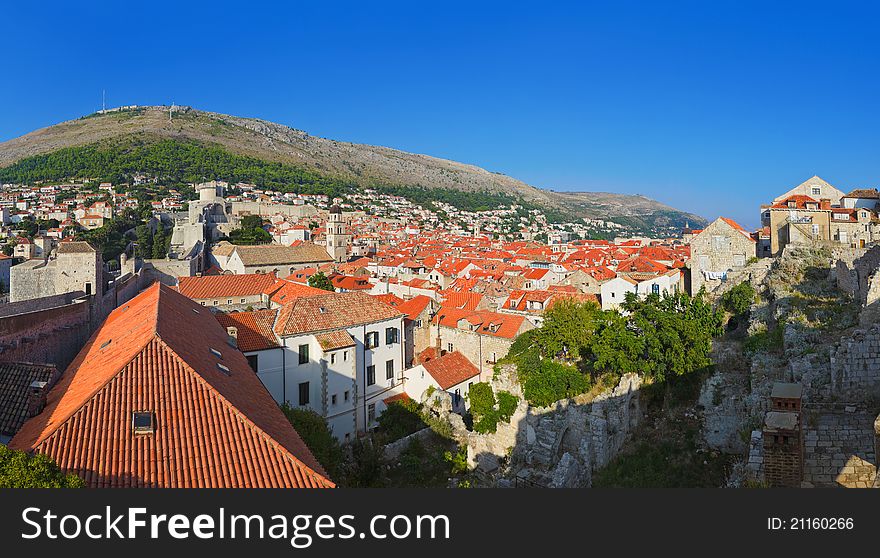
[9,283,333,488]
[274,292,404,336]
[383,392,412,405]
[234,243,333,266]
[177,272,280,300]
[422,352,480,390]
[442,291,483,311]
[0,363,58,438]
[269,280,327,305]
[844,188,880,199]
[770,195,822,209]
[433,307,527,339]
[396,295,433,321]
[315,330,356,351]
[215,310,280,352]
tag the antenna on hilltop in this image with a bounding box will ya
[169,102,174,123]
[102,89,106,112]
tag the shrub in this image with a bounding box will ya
[522,359,591,407]
[0,445,84,488]
[496,391,519,422]
[280,404,344,479]
[376,399,428,443]
[721,281,756,316]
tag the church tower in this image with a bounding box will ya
[326,205,350,262]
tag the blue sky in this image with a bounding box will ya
[3,1,879,228]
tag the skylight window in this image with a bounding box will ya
[217,363,231,375]
[210,348,223,359]
[132,411,154,434]
[100,339,112,349]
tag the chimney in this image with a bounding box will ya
[227,326,238,348]
[820,198,831,210]
[27,381,48,417]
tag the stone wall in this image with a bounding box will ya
[830,324,880,401]
[0,296,92,371]
[422,366,642,488]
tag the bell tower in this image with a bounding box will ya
[327,205,349,262]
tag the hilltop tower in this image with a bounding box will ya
[326,205,350,263]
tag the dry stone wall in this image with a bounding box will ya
[422,365,642,487]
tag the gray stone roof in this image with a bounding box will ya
[56,241,96,254]
[234,243,333,267]
[0,362,58,437]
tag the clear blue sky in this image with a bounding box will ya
[3,1,879,228]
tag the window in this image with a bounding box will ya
[385,360,394,380]
[240,298,246,303]
[298,382,310,406]
[651,283,660,295]
[811,186,821,196]
[330,352,336,364]
[367,403,376,425]
[365,332,379,349]
[227,299,232,305]
[734,254,745,267]
[812,224,820,235]
[201,302,206,306]
[132,411,154,434]
[343,350,348,362]
[415,319,423,328]
[367,365,376,386]
[246,354,258,373]
[447,342,453,352]
[344,390,350,402]
[298,344,309,364]
[385,327,399,345]
[213,300,219,306]
[331,394,337,406]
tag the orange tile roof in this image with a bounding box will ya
[315,330,356,351]
[274,292,404,336]
[215,309,280,352]
[422,351,480,390]
[433,307,527,339]
[9,283,333,488]
[396,295,433,321]
[270,280,327,305]
[176,272,280,300]
[442,291,484,311]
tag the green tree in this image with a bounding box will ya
[308,271,335,292]
[135,224,153,259]
[152,227,167,259]
[0,445,84,488]
[280,404,344,480]
[721,281,756,316]
[534,299,600,360]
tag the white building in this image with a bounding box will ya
[600,270,680,311]
[220,291,405,442]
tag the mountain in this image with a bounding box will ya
[0,105,706,232]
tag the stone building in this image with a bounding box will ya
[325,205,351,263]
[9,241,103,303]
[688,217,756,295]
[432,307,533,378]
[767,195,832,256]
[221,243,334,275]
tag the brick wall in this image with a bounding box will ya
[763,427,803,488]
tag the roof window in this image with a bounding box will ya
[217,363,231,375]
[132,411,154,434]
[210,348,223,359]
